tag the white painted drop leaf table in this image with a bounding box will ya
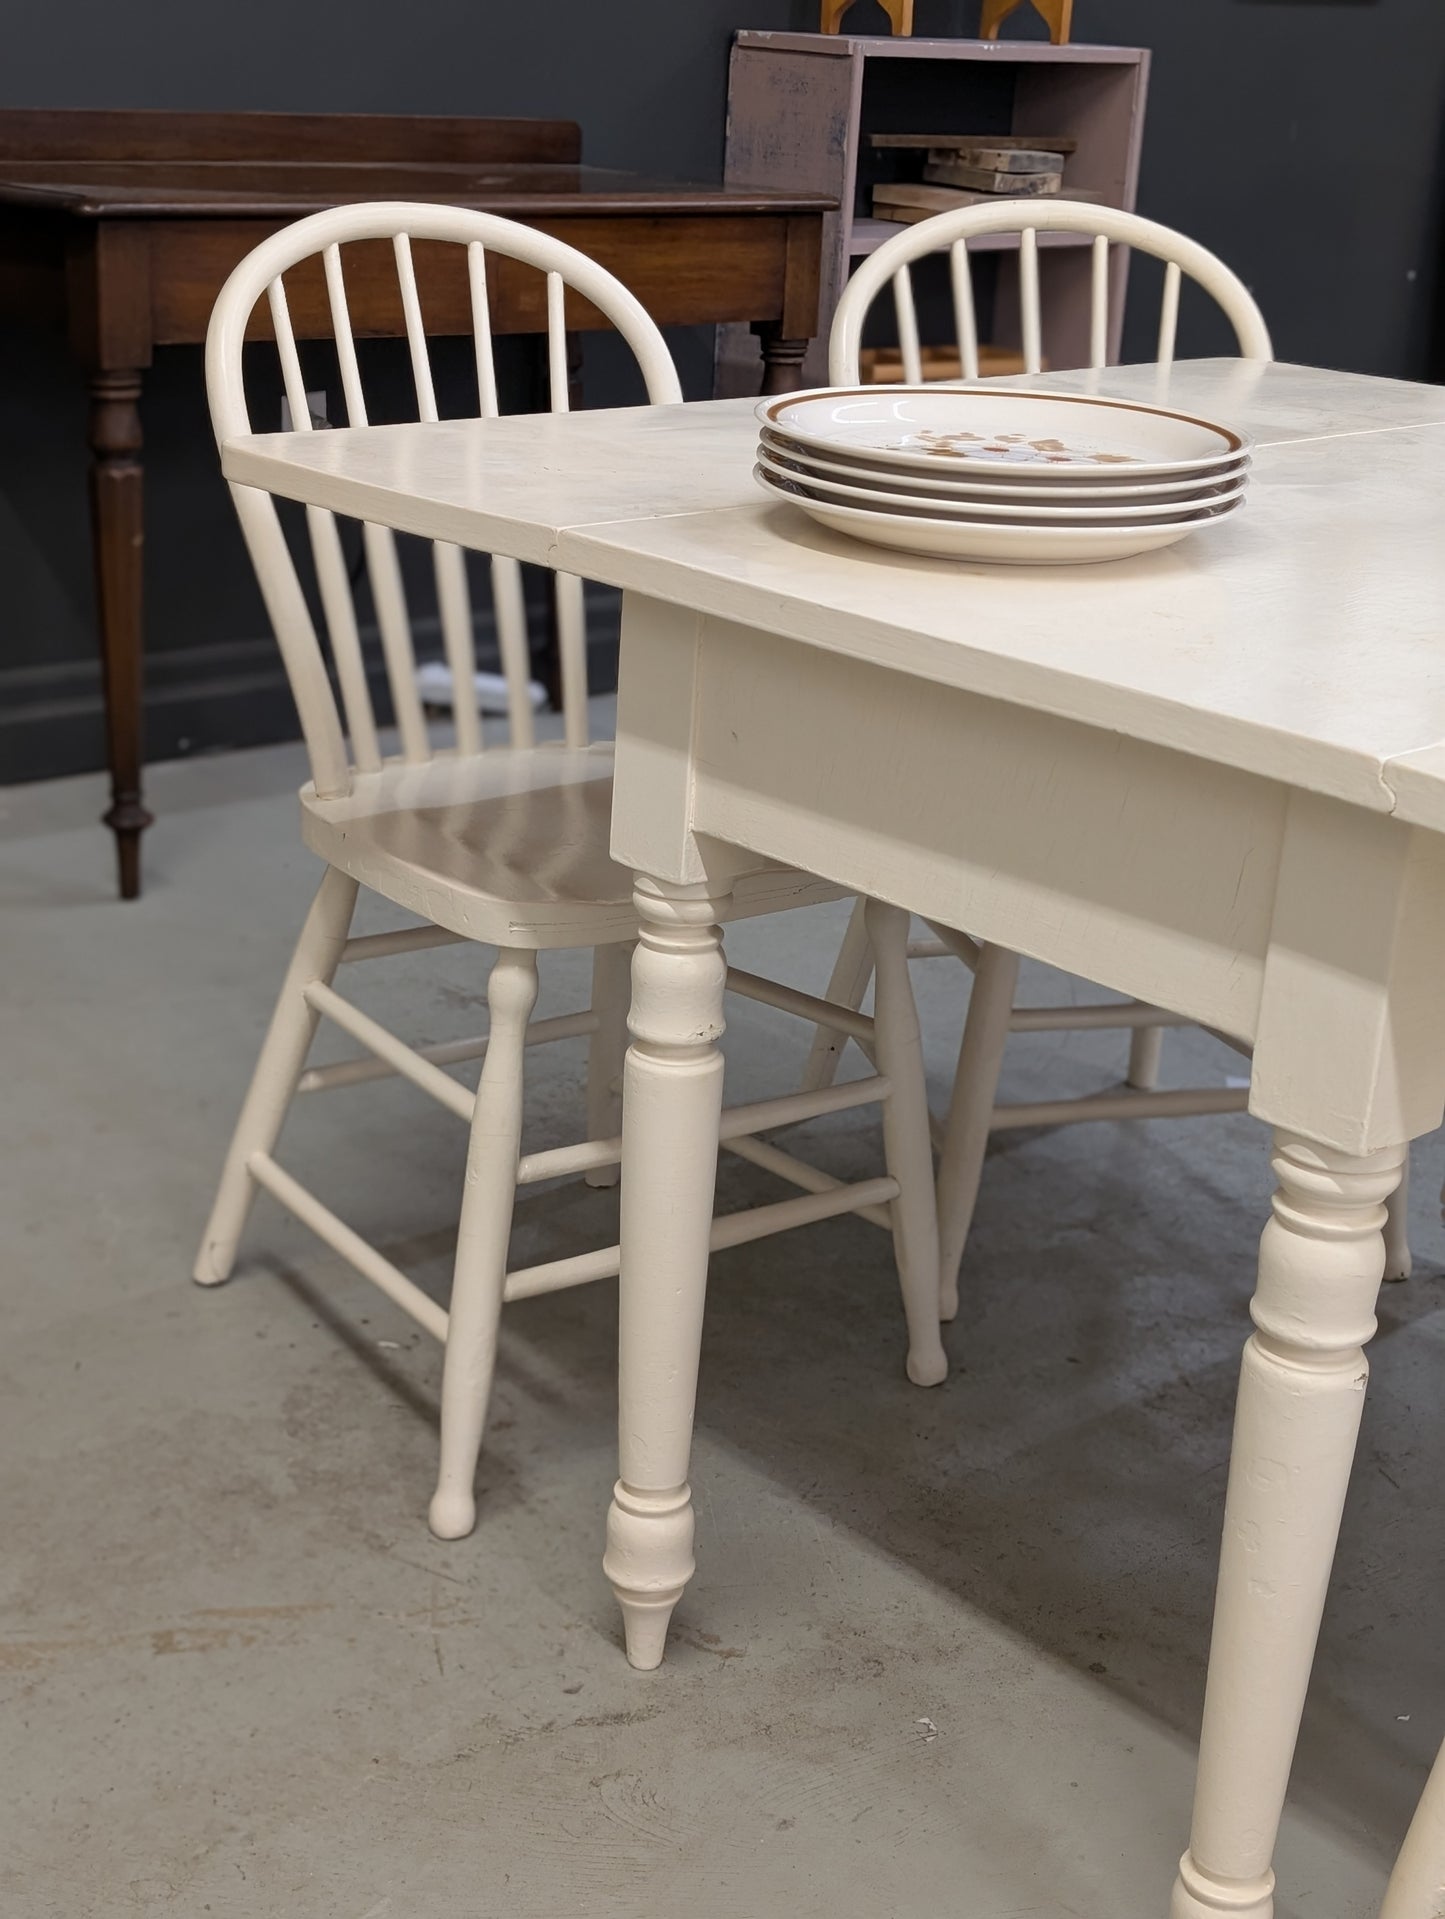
[224,360,1445,1919]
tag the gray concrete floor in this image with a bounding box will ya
[3,712,1444,1919]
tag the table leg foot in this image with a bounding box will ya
[603,1482,694,1671]
[1174,1128,1404,1919]
[604,877,730,1670]
[104,797,154,901]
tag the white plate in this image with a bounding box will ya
[759,387,1247,482]
[758,426,1251,504]
[756,449,1249,523]
[753,466,1242,565]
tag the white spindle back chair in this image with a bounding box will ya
[206,203,681,774]
[809,202,1407,1317]
[830,199,1274,386]
[197,206,948,1635]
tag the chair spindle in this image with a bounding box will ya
[491,558,536,751]
[393,234,439,424]
[309,507,383,771]
[554,573,590,750]
[1157,260,1182,367]
[467,242,501,419]
[434,543,483,757]
[391,242,485,755]
[1019,227,1043,374]
[466,241,535,747]
[1089,234,1110,369]
[266,277,311,434]
[892,267,923,385]
[363,523,431,762]
[270,272,382,767]
[320,242,428,761]
[948,242,980,382]
[546,272,570,411]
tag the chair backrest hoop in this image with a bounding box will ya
[829,199,1274,386]
[206,201,683,795]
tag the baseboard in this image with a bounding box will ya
[0,585,622,785]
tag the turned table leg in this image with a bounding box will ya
[1172,1129,1405,1919]
[754,322,810,397]
[88,370,152,899]
[603,876,730,1670]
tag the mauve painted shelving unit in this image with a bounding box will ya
[717,30,1150,392]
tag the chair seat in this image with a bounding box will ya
[301,743,843,949]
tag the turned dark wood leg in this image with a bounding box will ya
[754,323,810,397]
[88,370,151,899]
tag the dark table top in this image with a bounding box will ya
[0,162,837,222]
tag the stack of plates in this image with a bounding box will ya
[755,387,1251,565]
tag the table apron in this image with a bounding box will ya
[141,215,803,346]
[611,597,1445,1154]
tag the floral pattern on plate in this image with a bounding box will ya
[889,429,1140,467]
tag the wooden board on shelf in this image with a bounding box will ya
[924,158,1062,194]
[928,145,1065,174]
[870,132,1078,153]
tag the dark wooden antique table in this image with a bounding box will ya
[0,110,829,897]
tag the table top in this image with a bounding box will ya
[222,360,1445,830]
[0,107,826,222]
[0,160,835,221]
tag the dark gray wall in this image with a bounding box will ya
[2,0,1443,779]
[1093,0,1445,378]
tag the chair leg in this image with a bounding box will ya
[800,896,874,1093]
[193,865,360,1285]
[429,948,540,1541]
[1379,1716,1445,1919]
[584,940,633,1189]
[935,943,1022,1322]
[1384,1149,1412,1282]
[1127,1023,1165,1091]
[866,898,948,1387]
